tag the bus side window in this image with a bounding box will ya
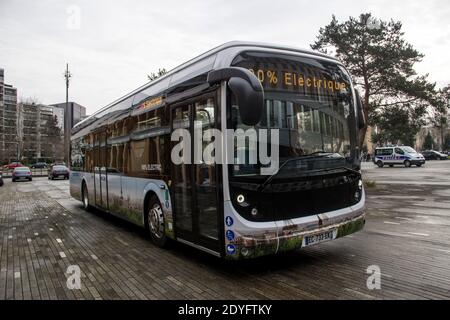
[395,148,404,155]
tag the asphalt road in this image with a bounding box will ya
[0,161,449,299]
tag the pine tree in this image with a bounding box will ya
[311,13,436,146]
[422,132,435,150]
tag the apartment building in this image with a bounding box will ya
[0,68,19,163]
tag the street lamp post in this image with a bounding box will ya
[64,63,72,165]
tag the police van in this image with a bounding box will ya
[374,146,425,168]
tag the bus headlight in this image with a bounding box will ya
[236,194,250,207]
[358,179,363,189]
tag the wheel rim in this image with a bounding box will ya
[149,203,164,239]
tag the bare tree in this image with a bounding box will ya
[147,68,167,81]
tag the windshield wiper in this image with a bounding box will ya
[256,152,333,192]
[313,166,361,175]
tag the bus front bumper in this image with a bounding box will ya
[226,212,365,259]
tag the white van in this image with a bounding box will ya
[373,146,425,168]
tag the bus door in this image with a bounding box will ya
[94,131,108,209]
[170,93,221,254]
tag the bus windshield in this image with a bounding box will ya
[230,51,357,178]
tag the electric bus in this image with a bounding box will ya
[70,41,366,259]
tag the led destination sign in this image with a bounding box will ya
[232,51,350,96]
[249,68,347,93]
[137,96,163,111]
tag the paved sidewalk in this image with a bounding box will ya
[1,167,450,299]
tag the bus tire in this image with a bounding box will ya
[389,164,394,167]
[146,195,167,248]
[82,182,91,211]
[376,161,384,168]
[404,160,411,167]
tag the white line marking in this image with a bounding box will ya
[49,228,53,231]
[56,239,62,243]
[14,272,21,279]
[91,254,98,260]
[59,252,66,258]
[34,233,38,236]
[429,248,450,254]
[395,217,411,221]
[8,235,12,239]
[27,238,32,242]
[407,232,429,237]
[383,221,400,225]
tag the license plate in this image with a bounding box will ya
[303,229,337,247]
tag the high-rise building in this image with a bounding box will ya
[18,102,64,162]
[50,102,86,130]
[0,68,87,164]
[50,102,86,163]
[0,68,19,164]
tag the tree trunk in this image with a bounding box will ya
[358,88,371,149]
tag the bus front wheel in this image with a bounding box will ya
[376,161,384,168]
[404,160,411,167]
[146,196,167,247]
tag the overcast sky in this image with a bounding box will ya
[1,0,449,115]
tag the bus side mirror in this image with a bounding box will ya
[355,90,366,129]
[207,67,264,126]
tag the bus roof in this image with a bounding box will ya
[72,41,340,137]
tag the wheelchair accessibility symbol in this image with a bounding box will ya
[225,216,233,227]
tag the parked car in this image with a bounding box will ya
[50,161,66,167]
[3,162,23,170]
[0,170,3,187]
[30,162,48,169]
[373,146,425,167]
[421,150,448,160]
[48,165,70,180]
[12,166,32,182]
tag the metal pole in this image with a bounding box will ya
[64,63,72,164]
